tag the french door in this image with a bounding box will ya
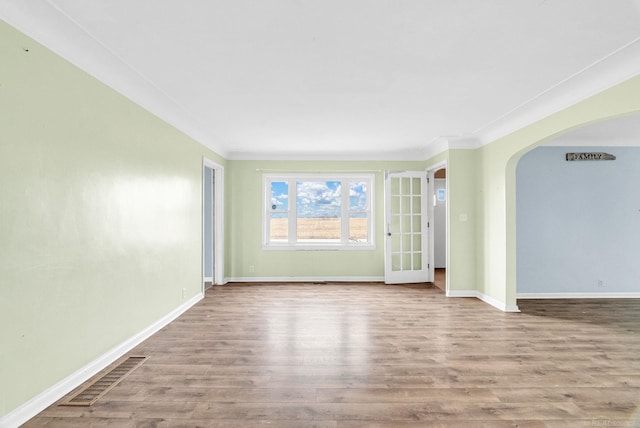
[384,171,428,284]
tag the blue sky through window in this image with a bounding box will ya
[271,180,367,218]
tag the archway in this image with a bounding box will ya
[514,113,640,299]
[502,109,640,309]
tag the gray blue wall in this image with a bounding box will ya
[517,146,640,295]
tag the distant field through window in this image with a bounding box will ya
[263,174,374,250]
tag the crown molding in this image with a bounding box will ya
[3,1,639,161]
[423,136,482,160]
[0,0,229,158]
[446,136,482,150]
[226,148,431,161]
[474,36,640,146]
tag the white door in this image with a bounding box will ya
[384,172,428,284]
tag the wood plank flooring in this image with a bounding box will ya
[434,268,446,292]
[25,283,640,427]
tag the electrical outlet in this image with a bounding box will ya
[249,265,255,273]
[182,287,187,299]
[597,280,604,288]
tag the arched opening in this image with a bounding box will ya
[513,112,640,299]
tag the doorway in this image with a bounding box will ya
[433,168,447,291]
[203,158,224,291]
[426,162,447,292]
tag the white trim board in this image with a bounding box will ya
[0,293,204,428]
[225,276,385,283]
[202,157,225,287]
[517,292,640,299]
[447,290,521,313]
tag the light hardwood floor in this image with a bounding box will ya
[25,283,640,427]
[434,268,446,292]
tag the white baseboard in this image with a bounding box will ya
[447,289,520,313]
[203,276,213,282]
[517,292,640,299]
[0,293,204,428]
[225,276,385,283]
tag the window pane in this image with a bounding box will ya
[412,215,421,232]
[296,181,341,241]
[413,196,421,214]
[413,234,422,252]
[297,217,340,240]
[264,174,373,248]
[270,215,288,241]
[412,177,421,194]
[349,216,367,242]
[402,252,412,270]
[403,236,412,252]
[402,196,411,213]
[401,214,412,233]
[349,181,367,211]
[401,177,411,195]
[270,181,288,211]
[349,181,368,242]
[413,253,422,270]
[270,181,288,241]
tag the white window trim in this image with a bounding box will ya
[262,173,375,251]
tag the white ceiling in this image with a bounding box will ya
[2,0,640,159]
[545,112,640,147]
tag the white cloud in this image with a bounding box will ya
[296,181,342,217]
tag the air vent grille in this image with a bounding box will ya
[60,356,148,406]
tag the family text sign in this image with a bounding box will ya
[565,152,616,161]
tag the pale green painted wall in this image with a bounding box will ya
[0,20,224,417]
[4,9,640,420]
[226,160,425,279]
[423,150,479,293]
[447,150,477,292]
[477,75,640,308]
[225,153,481,294]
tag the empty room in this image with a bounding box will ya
[2,1,640,426]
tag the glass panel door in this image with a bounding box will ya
[384,172,427,284]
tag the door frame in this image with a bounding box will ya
[203,157,225,291]
[426,161,448,291]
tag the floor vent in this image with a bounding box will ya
[60,356,148,407]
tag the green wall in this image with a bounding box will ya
[447,150,477,293]
[0,20,224,417]
[223,153,486,296]
[226,160,426,279]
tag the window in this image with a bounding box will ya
[263,173,375,250]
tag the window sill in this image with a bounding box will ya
[262,243,376,251]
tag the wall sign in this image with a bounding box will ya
[565,152,616,161]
